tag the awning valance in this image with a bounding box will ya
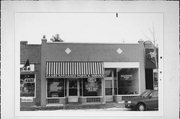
[46,61,104,78]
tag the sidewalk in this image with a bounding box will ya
[20,102,128,111]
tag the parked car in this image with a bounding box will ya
[124,90,158,111]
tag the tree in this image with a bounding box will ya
[142,23,158,68]
[50,34,64,42]
[142,23,159,48]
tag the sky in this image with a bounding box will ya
[16,13,163,45]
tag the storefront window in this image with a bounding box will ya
[83,78,102,96]
[47,78,65,97]
[117,68,139,95]
[20,74,35,97]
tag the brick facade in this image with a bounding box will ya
[20,39,154,106]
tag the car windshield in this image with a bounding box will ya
[140,90,152,98]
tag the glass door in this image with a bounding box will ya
[68,79,79,103]
[105,79,113,102]
[104,68,114,102]
[69,80,78,96]
[105,80,113,96]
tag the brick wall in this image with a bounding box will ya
[40,39,145,106]
[41,41,144,62]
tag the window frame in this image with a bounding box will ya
[20,74,36,98]
[117,68,140,96]
[82,78,102,97]
[46,78,66,98]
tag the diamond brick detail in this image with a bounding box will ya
[116,48,123,54]
[65,48,71,54]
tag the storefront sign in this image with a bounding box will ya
[85,84,98,92]
[86,78,99,92]
[121,75,132,80]
[47,74,104,78]
[87,77,96,83]
[21,97,33,102]
[20,64,35,72]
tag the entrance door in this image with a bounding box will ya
[68,79,79,103]
[104,69,115,102]
[105,79,113,102]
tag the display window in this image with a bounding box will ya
[47,78,65,98]
[20,74,36,97]
[117,68,139,95]
[82,78,102,96]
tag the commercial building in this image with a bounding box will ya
[20,37,157,107]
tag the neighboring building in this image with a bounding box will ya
[144,41,158,90]
[20,37,157,107]
[20,41,41,106]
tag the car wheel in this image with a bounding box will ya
[137,103,146,111]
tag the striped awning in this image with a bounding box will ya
[46,61,104,78]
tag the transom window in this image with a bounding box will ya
[105,69,113,77]
[105,68,116,77]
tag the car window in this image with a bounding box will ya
[151,91,158,98]
[141,90,151,97]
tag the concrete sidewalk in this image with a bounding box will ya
[20,102,127,111]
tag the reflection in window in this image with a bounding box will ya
[83,78,102,96]
[105,69,113,77]
[20,74,35,97]
[47,78,65,97]
[118,68,139,95]
[151,91,158,98]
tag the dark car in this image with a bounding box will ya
[124,90,158,111]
